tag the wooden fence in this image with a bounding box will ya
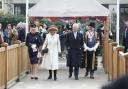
[0,43,29,89]
[103,38,128,81]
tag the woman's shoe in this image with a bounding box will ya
[31,77,34,79]
[35,77,38,80]
[54,77,57,81]
[48,75,52,79]
[48,70,52,79]
[54,70,57,81]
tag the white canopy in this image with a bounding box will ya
[28,0,110,17]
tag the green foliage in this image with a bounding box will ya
[54,21,66,27]
[0,14,25,28]
[40,18,53,26]
[40,18,66,28]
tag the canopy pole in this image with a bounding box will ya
[116,0,120,45]
[26,0,29,34]
[2,0,3,9]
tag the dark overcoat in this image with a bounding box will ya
[26,32,41,64]
[122,27,128,51]
[66,32,84,67]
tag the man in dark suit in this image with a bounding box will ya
[66,23,84,80]
[97,24,104,55]
[123,24,128,53]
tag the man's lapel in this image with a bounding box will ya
[71,32,75,39]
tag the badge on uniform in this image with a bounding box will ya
[90,38,92,42]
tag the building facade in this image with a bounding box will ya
[0,0,128,16]
[98,0,128,14]
[1,0,39,15]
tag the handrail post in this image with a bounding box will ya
[108,42,117,81]
[112,46,124,80]
[14,41,21,82]
[1,43,8,89]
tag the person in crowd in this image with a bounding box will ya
[38,24,46,64]
[39,24,48,34]
[17,22,26,42]
[66,23,84,80]
[84,22,99,79]
[26,24,41,80]
[10,24,19,44]
[0,33,4,46]
[0,23,4,46]
[3,24,12,45]
[66,21,73,31]
[0,23,8,47]
[42,25,61,81]
[0,23,4,39]
[97,24,104,55]
[102,75,128,89]
[109,30,113,39]
[122,21,128,52]
[59,25,66,52]
[0,23,3,36]
[38,24,47,42]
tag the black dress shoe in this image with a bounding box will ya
[75,76,79,80]
[85,72,88,77]
[35,77,38,80]
[54,77,57,81]
[69,73,72,78]
[90,76,94,79]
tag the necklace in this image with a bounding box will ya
[88,31,94,42]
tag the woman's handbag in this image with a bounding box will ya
[42,47,48,53]
[42,36,48,54]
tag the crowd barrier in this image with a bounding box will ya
[103,38,128,81]
[0,43,30,89]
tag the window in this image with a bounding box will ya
[125,8,128,13]
[120,4,128,13]
[102,4,109,8]
[0,2,1,9]
[14,4,25,16]
[29,4,35,9]
[14,4,36,16]
[14,6,21,15]
[120,8,125,13]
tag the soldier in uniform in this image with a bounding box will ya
[84,22,99,79]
